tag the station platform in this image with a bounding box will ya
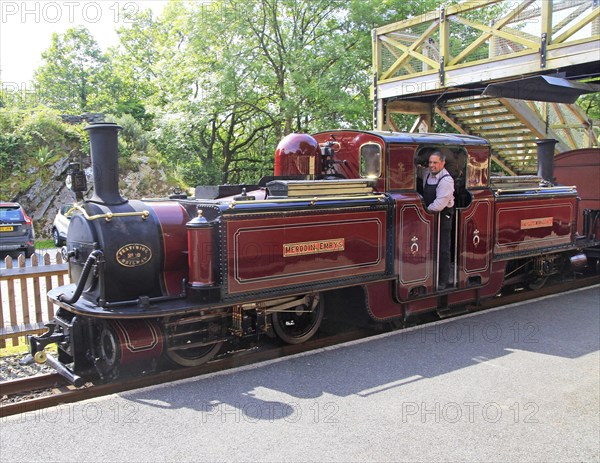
[1,286,599,463]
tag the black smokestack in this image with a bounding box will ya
[535,139,557,184]
[84,123,126,205]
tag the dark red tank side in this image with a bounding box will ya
[147,201,190,296]
[494,196,577,257]
[553,148,600,236]
[225,209,387,295]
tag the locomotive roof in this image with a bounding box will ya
[315,129,490,146]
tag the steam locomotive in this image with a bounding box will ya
[27,123,600,386]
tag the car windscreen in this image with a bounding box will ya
[0,206,25,222]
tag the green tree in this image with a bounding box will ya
[103,7,171,126]
[124,1,279,185]
[578,91,600,120]
[113,0,445,185]
[34,27,108,112]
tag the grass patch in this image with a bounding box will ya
[0,337,57,357]
[0,337,29,357]
[36,239,54,249]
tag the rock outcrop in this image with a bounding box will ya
[11,155,179,240]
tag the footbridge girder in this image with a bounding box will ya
[373,0,600,174]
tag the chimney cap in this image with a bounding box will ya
[84,122,123,131]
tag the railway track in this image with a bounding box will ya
[2,275,598,419]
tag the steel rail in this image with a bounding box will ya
[0,373,67,397]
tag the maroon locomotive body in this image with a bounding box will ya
[28,123,599,385]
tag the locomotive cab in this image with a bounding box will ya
[272,132,382,183]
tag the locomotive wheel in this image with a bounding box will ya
[166,342,224,367]
[528,276,548,290]
[272,294,324,344]
[164,314,225,367]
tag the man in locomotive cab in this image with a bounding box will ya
[418,150,455,290]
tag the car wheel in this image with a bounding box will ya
[52,228,64,247]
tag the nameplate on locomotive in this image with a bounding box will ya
[283,238,345,257]
[521,217,553,230]
[116,243,153,267]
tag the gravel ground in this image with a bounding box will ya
[0,354,57,405]
[0,353,54,382]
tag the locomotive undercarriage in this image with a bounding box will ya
[27,293,325,384]
[502,251,587,291]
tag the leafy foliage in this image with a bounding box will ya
[105,113,150,158]
[33,27,108,112]
[0,108,83,188]
[578,84,600,120]
[0,132,25,182]
[0,0,597,196]
[109,0,440,185]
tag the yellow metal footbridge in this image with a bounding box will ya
[372,0,600,174]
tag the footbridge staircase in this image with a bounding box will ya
[373,0,600,174]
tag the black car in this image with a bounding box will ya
[0,202,36,257]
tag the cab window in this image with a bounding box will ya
[360,143,381,179]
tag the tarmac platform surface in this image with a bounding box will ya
[1,286,599,463]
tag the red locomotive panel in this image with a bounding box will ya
[494,196,577,257]
[459,190,494,286]
[395,200,434,299]
[554,148,600,236]
[188,223,215,287]
[147,201,190,295]
[388,144,417,191]
[225,210,387,294]
[106,319,164,367]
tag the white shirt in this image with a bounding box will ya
[420,167,455,212]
